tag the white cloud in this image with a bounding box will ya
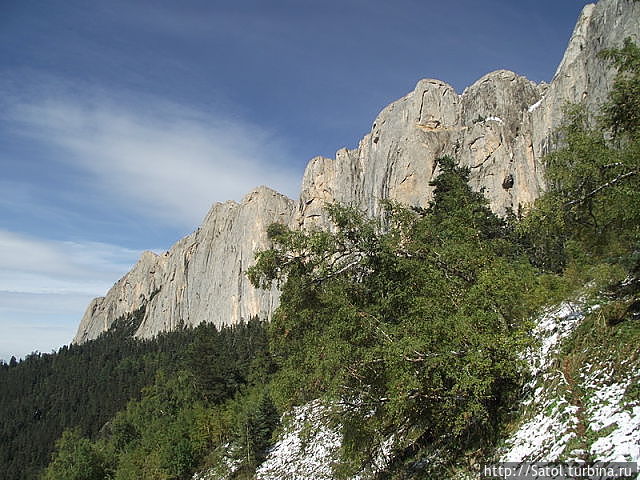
[6,89,301,228]
[0,79,302,360]
[0,230,143,360]
[0,229,141,293]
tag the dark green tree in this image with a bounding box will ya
[520,38,640,275]
[232,387,279,475]
[0,308,213,480]
[600,37,640,138]
[249,157,541,473]
[41,429,107,480]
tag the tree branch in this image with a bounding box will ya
[566,170,637,207]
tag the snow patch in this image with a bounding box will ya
[255,400,393,480]
[528,99,543,113]
[191,443,240,480]
[501,402,579,463]
[485,116,504,124]
[583,365,640,464]
[529,302,584,376]
[502,299,640,477]
[256,400,341,480]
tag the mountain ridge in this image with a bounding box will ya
[73,0,640,344]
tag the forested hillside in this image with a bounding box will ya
[0,314,275,480]
[1,308,165,479]
[2,33,638,480]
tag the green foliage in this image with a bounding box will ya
[35,318,279,480]
[521,39,640,279]
[102,372,209,480]
[0,307,191,480]
[2,308,278,480]
[187,318,274,404]
[42,429,107,480]
[229,386,280,476]
[548,106,638,251]
[95,319,279,479]
[600,37,640,138]
[250,157,543,474]
[19,36,640,480]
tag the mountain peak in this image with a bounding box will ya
[73,0,640,343]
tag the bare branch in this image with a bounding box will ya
[566,170,638,207]
[313,253,365,283]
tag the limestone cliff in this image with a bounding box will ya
[297,0,639,227]
[73,0,640,343]
[73,187,295,343]
[297,71,543,228]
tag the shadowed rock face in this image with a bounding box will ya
[73,0,640,343]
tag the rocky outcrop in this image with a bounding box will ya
[531,0,640,164]
[297,70,545,223]
[297,0,639,227]
[73,187,295,343]
[73,0,640,343]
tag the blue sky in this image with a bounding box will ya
[0,0,588,360]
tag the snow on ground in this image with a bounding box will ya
[257,399,395,480]
[191,443,240,480]
[192,400,391,480]
[256,400,342,480]
[501,302,586,462]
[502,398,580,463]
[193,298,638,479]
[501,299,640,478]
[529,302,585,376]
[582,363,640,464]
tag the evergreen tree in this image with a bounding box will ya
[42,429,107,480]
[0,308,200,480]
[521,38,640,276]
[249,156,541,473]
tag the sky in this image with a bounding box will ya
[0,0,589,361]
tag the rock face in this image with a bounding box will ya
[297,0,639,227]
[73,187,295,343]
[298,72,543,229]
[73,0,640,343]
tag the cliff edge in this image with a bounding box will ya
[73,0,640,343]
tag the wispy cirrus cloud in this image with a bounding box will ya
[0,229,144,361]
[0,78,302,361]
[0,229,142,294]
[4,83,301,228]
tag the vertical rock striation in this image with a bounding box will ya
[73,187,295,343]
[73,0,640,343]
[297,0,639,227]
